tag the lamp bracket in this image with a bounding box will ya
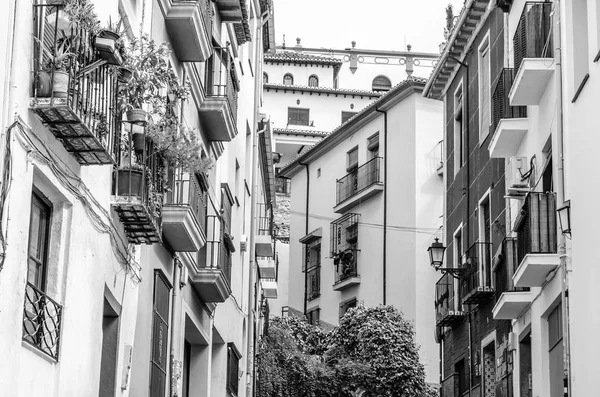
[436,267,467,279]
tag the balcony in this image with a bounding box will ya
[165,0,213,62]
[307,266,321,300]
[255,203,274,257]
[435,273,465,327]
[488,68,528,158]
[513,192,559,287]
[189,216,232,302]
[23,282,62,360]
[261,279,278,299]
[214,0,243,22]
[30,4,119,165]
[258,258,277,279]
[492,238,533,320]
[509,2,555,106]
[199,47,238,142]
[162,171,207,252]
[111,132,162,245]
[461,242,495,305]
[334,157,383,213]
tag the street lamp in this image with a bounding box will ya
[428,238,446,269]
[557,200,571,237]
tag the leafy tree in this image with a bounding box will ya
[257,305,437,397]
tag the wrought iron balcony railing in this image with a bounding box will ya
[166,170,208,231]
[334,254,358,284]
[31,4,120,165]
[257,203,273,236]
[206,47,238,120]
[201,215,232,286]
[513,2,553,71]
[23,282,62,360]
[515,191,557,264]
[330,213,359,256]
[336,157,382,205]
[435,272,464,327]
[495,237,530,299]
[491,68,527,132]
[461,242,495,305]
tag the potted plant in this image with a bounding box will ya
[116,162,145,197]
[95,17,125,66]
[34,36,76,98]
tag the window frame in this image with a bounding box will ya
[263,72,268,84]
[339,297,357,320]
[283,73,294,85]
[341,111,358,124]
[28,189,52,291]
[307,307,321,325]
[346,146,359,171]
[308,74,319,87]
[287,107,310,126]
[150,270,172,397]
[453,81,465,176]
[478,189,493,288]
[453,224,464,311]
[478,32,491,143]
[227,343,241,396]
[372,75,392,92]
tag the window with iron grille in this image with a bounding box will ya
[227,343,241,395]
[339,298,357,319]
[288,107,310,126]
[341,111,357,124]
[308,74,319,87]
[275,177,291,194]
[330,213,359,257]
[307,307,320,325]
[150,271,171,397]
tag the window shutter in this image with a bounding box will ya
[367,134,379,151]
[480,46,491,138]
[150,271,171,397]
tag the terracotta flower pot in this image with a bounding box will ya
[52,70,69,98]
[132,133,145,151]
[116,169,143,197]
[126,109,147,124]
[117,67,133,83]
[34,71,52,98]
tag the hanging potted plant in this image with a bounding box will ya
[116,162,145,198]
[95,17,125,66]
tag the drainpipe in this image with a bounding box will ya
[299,162,310,315]
[374,107,387,305]
[170,258,182,397]
[551,1,571,395]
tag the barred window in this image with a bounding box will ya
[283,73,294,85]
[308,74,319,87]
[288,107,310,126]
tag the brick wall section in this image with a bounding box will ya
[273,192,290,239]
[440,8,514,397]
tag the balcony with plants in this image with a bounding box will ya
[460,242,494,305]
[492,237,533,320]
[162,0,213,62]
[435,272,464,327]
[509,2,554,106]
[334,157,383,213]
[112,35,209,245]
[330,213,360,291]
[255,203,274,258]
[189,214,233,302]
[512,192,559,288]
[488,68,528,158]
[30,1,127,165]
[199,47,239,142]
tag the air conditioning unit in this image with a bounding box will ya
[506,156,529,194]
[240,235,248,252]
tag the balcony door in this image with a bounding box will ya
[478,193,492,288]
[28,192,51,291]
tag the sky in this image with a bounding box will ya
[272,0,466,55]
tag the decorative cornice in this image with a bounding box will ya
[273,128,329,137]
[264,51,342,67]
[263,83,381,98]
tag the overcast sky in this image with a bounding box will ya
[272,0,466,54]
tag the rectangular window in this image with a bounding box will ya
[305,239,321,300]
[347,146,358,171]
[182,340,191,397]
[150,271,171,397]
[367,133,379,159]
[454,227,463,310]
[341,111,357,124]
[456,359,467,395]
[548,303,563,349]
[227,343,241,396]
[479,36,491,140]
[287,107,310,126]
[339,298,357,320]
[28,192,52,290]
[307,307,320,325]
[453,84,464,175]
[479,195,492,288]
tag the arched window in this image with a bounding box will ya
[283,73,294,85]
[263,72,269,84]
[308,75,319,87]
[372,75,392,92]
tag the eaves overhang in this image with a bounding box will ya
[278,78,426,178]
[423,0,491,100]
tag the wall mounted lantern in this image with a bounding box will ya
[428,238,446,268]
[557,200,571,237]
